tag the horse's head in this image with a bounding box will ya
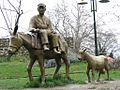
[7,10,23,54]
[8,34,23,54]
[79,49,87,59]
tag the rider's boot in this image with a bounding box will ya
[43,45,49,51]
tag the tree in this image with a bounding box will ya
[48,1,94,53]
[47,0,72,38]
[0,0,23,34]
[97,30,119,55]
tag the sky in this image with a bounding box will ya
[0,0,120,42]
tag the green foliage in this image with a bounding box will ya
[9,54,29,62]
[0,78,28,90]
[25,78,40,88]
[0,56,9,63]
[25,76,75,88]
[0,53,29,63]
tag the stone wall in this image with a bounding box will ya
[0,38,9,56]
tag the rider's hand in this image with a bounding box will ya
[51,31,57,34]
[30,28,39,33]
[30,28,35,32]
[35,28,40,32]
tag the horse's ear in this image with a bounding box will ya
[13,25,18,35]
[83,48,87,52]
[13,11,23,35]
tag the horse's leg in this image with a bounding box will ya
[37,55,45,85]
[61,54,70,80]
[104,64,110,80]
[91,67,95,82]
[27,58,36,81]
[53,57,62,78]
[105,68,110,80]
[97,71,101,82]
[86,66,91,83]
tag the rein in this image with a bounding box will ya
[9,45,19,51]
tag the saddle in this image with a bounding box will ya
[30,33,66,52]
[30,33,53,50]
[31,33,42,49]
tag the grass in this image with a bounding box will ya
[0,78,28,90]
[0,56,120,89]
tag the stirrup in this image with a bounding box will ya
[43,45,49,51]
[53,48,61,54]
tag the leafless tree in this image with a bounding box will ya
[48,0,72,38]
[48,1,93,53]
[0,0,23,34]
[98,29,120,55]
[48,1,119,56]
[0,0,25,59]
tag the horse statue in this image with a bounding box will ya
[8,28,70,84]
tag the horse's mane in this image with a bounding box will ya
[83,51,95,61]
[18,32,32,44]
[17,32,41,49]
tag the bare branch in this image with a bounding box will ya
[0,5,10,31]
[0,27,8,30]
[1,8,16,12]
[7,0,18,13]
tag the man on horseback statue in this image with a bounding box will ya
[8,3,70,84]
[29,3,61,54]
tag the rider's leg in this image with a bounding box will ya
[50,33,61,54]
[40,30,49,51]
[58,37,65,52]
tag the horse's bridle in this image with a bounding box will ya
[9,45,19,53]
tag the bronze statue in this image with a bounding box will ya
[7,3,70,85]
[8,32,70,84]
[29,3,60,54]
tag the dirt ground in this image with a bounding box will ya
[24,80,120,90]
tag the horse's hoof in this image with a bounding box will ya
[67,77,71,80]
[88,80,91,83]
[106,78,111,81]
[91,81,96,84]
[41,82,45,86]
[97,80,100,82]
[29,78,33,82]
